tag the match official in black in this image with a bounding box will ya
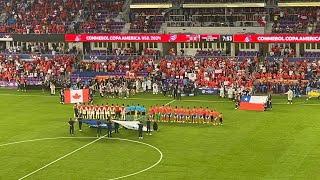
[146,118,151,135]
[78,115,83,132]
[138,121,143,139]
[107,120,112,137]
[96,119,102,137]
[114,121,119,133]
[68,118,75,136]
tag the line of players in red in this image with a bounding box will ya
[148,105,223,125]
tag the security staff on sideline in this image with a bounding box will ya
[173,86,178,99]
[138,121,143,139]
[114,121,119,133]
[107,120,112,137]
[177,86,182,101]
[96,119,102,137]
[68,118,75,136]
[146,118,151,135]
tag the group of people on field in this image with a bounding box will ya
[72,103,224,125]
[148,105,223,125]
[73,103,128,120]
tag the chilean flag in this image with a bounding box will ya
[64,89,89,104]
[239,95,268,111]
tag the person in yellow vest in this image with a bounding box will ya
[218,113,223,125]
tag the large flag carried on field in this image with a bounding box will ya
[64,89,89,104]
[113,120,150,132]
[239,95,268,111]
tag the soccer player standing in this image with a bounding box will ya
[179,106,185,123]
[166,105,172,122]
[115,104,120,119]
[211,108,218,126]
[154,105,160,122]
[110,104,115,119]
[174,106,179,123]
[191,107,197,123]
[148,106,154,121]
[205,107,211,123]
[185,107,191,123]
[121,104,126,120]
[160,105,166,122]
[197,107,204,123]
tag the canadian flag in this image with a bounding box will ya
[64,89,89,104]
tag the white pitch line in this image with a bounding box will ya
[18,136,105,180]
[164,99,175,106]
[108,138,163,180]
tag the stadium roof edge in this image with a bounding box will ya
[130,4,172,9]
[182,3,265,8]
[278,2,320,7]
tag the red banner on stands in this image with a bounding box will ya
[65,34,220,42]
[233,34,320,43]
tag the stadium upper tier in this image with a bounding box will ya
[0,0,319,34]
[1,0,124,34]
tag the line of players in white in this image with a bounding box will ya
[73,103,127,120]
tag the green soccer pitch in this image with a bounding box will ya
[0,89,320,180]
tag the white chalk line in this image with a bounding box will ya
[0,136,163,180]
[164,99,175,106]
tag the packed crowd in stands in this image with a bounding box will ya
[0,0,124,34]
[75,56,154,74]
[1,52,319,95]
[88,48,160,56]
[0,54,75,84]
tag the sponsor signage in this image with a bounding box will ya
[233,34,320,43]
[198,87,219,95]
[65,34,220,42]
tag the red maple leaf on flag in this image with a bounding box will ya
[73,93,81,99]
